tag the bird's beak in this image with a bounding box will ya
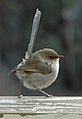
[57,55,64,58]
[49,55,64,59]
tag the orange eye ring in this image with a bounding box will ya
[49,55,64,59]
[48,56,58,59]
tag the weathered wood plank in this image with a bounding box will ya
[0,96,82,114]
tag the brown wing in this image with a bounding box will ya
[17,59,52,75]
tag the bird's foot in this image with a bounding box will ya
[46,94,53,97]
[38,89,53,97]
[18,80,23,98]
[18,93,23,98]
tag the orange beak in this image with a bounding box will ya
[57,55,64,58]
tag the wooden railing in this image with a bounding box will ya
[0,96,82,119]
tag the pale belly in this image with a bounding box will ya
[16,61,59,90]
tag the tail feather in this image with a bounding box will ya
[8,65,17,75]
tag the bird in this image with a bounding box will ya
[9,48,64,97]
[9,9,64,97]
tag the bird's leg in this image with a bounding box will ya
[18,79,23,98]
[38,89,52,97]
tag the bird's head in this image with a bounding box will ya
[38,48,64,64]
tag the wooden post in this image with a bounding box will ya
[0,96,82,119]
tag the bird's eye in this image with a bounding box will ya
[48,56,58,59]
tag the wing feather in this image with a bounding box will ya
[17,60,51,75]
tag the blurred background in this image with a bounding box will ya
[0,0,82,96]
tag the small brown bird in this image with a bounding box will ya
[9,48,64,97]
[9,9,64,97]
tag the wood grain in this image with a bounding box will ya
[0,96,82,114]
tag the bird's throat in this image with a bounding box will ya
[51,59,59,75]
